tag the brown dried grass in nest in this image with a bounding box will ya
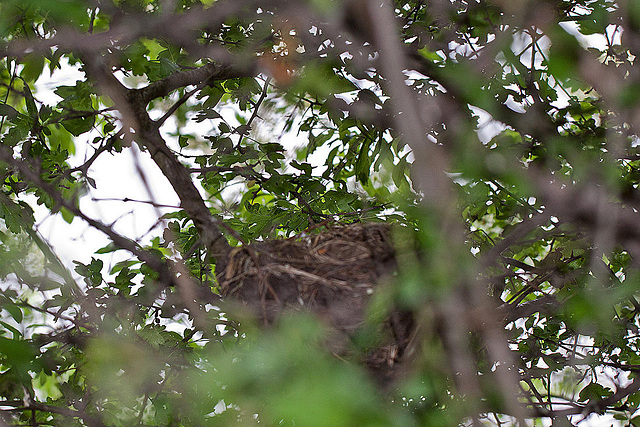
[217,221,415,386]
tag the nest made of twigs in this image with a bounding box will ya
[217,222,414,386]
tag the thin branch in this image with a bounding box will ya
[237,77,271,140]
[67,133,120,175]
[0,192,85,299]
[128,62,247,106]
[155,84,203,127]
[91,197,181,209]
[15,300,79,326]
[1,400,106,427]
[5,0,261,61]
[528,376,640,418]
[0,145,173,284]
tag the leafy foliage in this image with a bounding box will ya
[2,0,640,426]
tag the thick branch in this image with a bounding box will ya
[85,57,240,261]
[140,124,231,260]
[128,62,246,105]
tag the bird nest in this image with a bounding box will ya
[217,222,414,386]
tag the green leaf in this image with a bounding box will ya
[59,206,75,223]
[0,320,22,339]
[61,115,95,136]
[4,303,22,323]
[96,242,119,254]
[0,336,37,374]
[546,26,581,82]
[178,135,189,148]
[291,160,312,175]
[20,54,45,83]
[20,78,38,119]
[0,104,19,120]
[578,383,613,402]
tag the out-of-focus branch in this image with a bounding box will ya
[364,1,530,422]
[364,0,453,213]
[4,0,259,59]
[537,175,640,265]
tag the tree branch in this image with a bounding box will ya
[1,400,107,427]
[84,56,237,261]
[0,146,176,285]
[128,62,247,105]
[528,376,640,418]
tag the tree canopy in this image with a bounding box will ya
[1,0,640,425]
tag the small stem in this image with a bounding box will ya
[0,58,17,135]
[155,84,203,127]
